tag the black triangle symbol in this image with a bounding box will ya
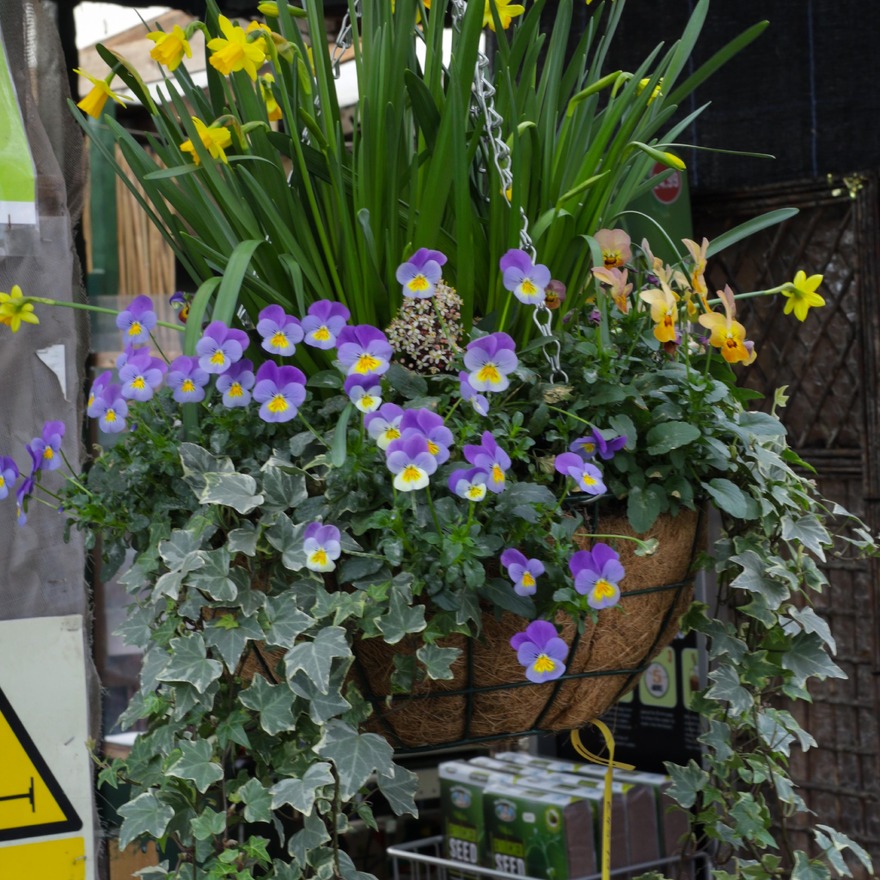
[0,685,82,842]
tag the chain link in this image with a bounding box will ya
[330,2,358,78]
[450,0,565,383]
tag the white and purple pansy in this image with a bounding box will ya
[569,543,625,610]
[463,431,511,494]
[385,433,437,492]
[510,620,568,683]
[399,409,453,464]
[364,403,404,450]
[554,451,606,496]
[464,332,518,393]
[344,374,383,413]
[499,249,552,306]
[448,466,489,502]
[395,248,447,299]
[303,522,342,572]
[216,359,255,408]
[336,325,393,377]
[167,355,210,404]
[500,548,545,597]
[301,300,350,349]
[196,321,250,374]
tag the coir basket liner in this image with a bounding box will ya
[351,509,701,750]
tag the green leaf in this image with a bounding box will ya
[236,777,274,824]
[781,514,828,562]
[702,478,750,519]
[205,614,264,670]
[289,668,352,723]
[262,466,308,514]
[376,592,427,644]
[187,548,237,601]
[271,763,335,815]
[706,208,798,258]
[627,484,665,532]
[663,759,707,809]
[792,851,831,880]
[376,764,419,816]
[316,720,395,800]
[416,644,460,681]
[157,635,223,693]
[117,792,175,850]
[284,626,351,694]
[179,442,234,497]
[331,403,354,468]
[263,595,314,647]
[190,807,226,841]
[706,664,753,717]
[814,825,874,876]
[199,472,264,514]
[782,632,845,687]
[239,675,296,735]
[265,514,308,571]
[166,738,224,793]
[729,793,777,849]
[384,363,428,399]
[729,549,790,609]
[227,523,259,556]
[288,812,331,867]
[645,421,701,455]
[785,605,836,652]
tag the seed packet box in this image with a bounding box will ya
[481,780,597,879]
[438,761,520,879]
[496,752,686,859]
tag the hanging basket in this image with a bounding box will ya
[351,508,702,751]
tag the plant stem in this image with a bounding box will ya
[29,297,184,332]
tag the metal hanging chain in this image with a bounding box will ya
[449,0,567,384]
[331,1,359,78]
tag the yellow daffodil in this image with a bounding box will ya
[146,25,192,71]
[594,228,632,269]
[698,285,757,365]
[640,280,679,344]
[179,117,233,165]
[781,271,825,322]
[74,68,130,119]
[592,266,633,314]
[637,77,663,104]
[482,0,525,31]
[0,285,40,333]
[206,15,267,80]
[260,74,283,122]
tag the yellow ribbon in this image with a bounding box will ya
[570,722,635,880]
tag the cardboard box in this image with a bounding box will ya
[482,781,597,879]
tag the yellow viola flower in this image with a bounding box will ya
[482,0,525,31]
[180,117,233,165]
[682,237,709,299]
[781,271,825,322]
[639,280,679,344]
[73,68,130,119]
[698,285,757,365]
[207,15,267,80]
[260,74,283,122]
[0,285,40,333]
[146,25,192,71]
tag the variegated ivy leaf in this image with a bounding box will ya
[289,666,352,724]
[227,523,259,556]
[376,763,419,816]
[271,762,335,814]
[114,603,156,651]
[265,513,308,571]
[186,548,236,601]
[284,626,351,694]
[263,595,314,647]
[179,442,234,497]
[781,514,828,561]
[200,471,264,514]
[287,811,331,867]
[791,852,831,880]
[157,634,223,694]
[706,664,753,717]
[813,825,874,875]
[239,675,296,736]
[261,465,308,514]
[783,605,836,652]
[416,644,460,680]
[316,720,394,800]
[375,591,426,644]
[117,792,174,849]
[166,739,223,792]
[782,632,845,687]
[190,807,226,841]
[729,549,790,610]
[664,759,708,810]
[236,777,273,824]
[158,527,203,568]
[204,613,264,670]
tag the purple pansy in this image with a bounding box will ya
[116,295,157,344]
[16,475,36,526]
[216,359,255,408]
[301,300,350,349]
[87,372,113,418]
[500,548,545,597]
[569,543,625,610]
[364,403,405,450]
[93,382,129,433]
[344,374,382,413]
[167,356,210,404]
[303,522,342,572]
[510,620,568,683]
[395,248,447,299]
[257,305,304,357]
[570,428,627,462]
[27,421,66,473]
[458,372,490,416]
[400,409,453,465]
[119,348,166,402]
[463,333,518,393]
[385,433,437,492]
[554,451,606,496]
[448,467,489,502]
[253,361,307,423]
[463,431,511,493]
[336,325,393,377]
[0,456,20,500]
[196,321,250,374]
[499,249,552,306]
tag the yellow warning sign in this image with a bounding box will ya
[0,836,85,878]
[0,686,82,842]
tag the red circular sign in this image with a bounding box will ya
[652,161,682,205]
